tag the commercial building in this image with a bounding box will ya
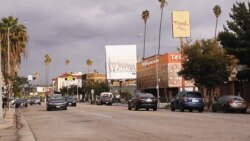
[137,53,195,102]
[52,72,82,92]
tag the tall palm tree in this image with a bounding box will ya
[0,16,29,83]
[65,59,70,73]
[213,5,221,39]
[86,59,93,74]
[157,0,167,55]
[44,54,52,90]
[142,10,149,59]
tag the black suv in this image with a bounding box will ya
[128,93,157,111]
[171,91,204,112]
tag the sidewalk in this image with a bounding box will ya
[0,107,16,129]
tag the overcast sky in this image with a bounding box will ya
[0,0,246,84]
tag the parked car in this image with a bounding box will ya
[30,96,41,105]
[212,95,248,113]
[171,91,204,112]
[46,94,67,111]
[128,93,157,111]
[98,92,114,106]
[13,98,28,108]
[64,95,77,107]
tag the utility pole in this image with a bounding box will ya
[0,38,3,123]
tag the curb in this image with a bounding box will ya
[17,112,36,141]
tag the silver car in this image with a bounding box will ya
[212,95,248,113]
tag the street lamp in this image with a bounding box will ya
[0,38,3,123]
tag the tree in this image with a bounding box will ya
[65,59,70,73]
[157,0,167,55]
[86,59,93,73]
[12,76,29,98]
[0,16,29,83]
[44,54,52,88]
[213,5,221,39]
[35,72,40,85]
[178,39,237,108]
[82,79,109,103]
[142,10,149,59]
[218,1,250,68]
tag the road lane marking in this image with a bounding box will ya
[90,113,112,118]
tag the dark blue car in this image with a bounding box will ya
[171,91,204,112]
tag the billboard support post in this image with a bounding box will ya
[172,10,190,92]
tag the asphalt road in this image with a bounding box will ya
[17,102,250,141]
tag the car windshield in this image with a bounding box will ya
[49,95,63,100]
[187,92,202,98]
[16,99,26,102]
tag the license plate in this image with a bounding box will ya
[146,99,152,102]
[192,99,199,102]
[56,106,60,108]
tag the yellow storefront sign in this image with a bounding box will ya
[172,10,191,38]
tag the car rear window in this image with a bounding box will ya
[228,96,244,101]
[138,93,155,98]
[187,92,202,98]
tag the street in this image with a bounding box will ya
[16,102,250,141]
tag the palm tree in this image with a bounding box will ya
[142,10,149,59]
[213,5,221,39]
[65,59,70,73]
[86,59,93,74]
[44,54,52,92]
[0,16,29,83]
[157,0,167,55]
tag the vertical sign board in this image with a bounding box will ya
[105,45,137,80]
[172,10,191,38]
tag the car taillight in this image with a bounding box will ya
[229,100,235,104]
[183,97,188,102]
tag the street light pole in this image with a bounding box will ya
[0,38,3,123]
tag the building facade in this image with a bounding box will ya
[137,53,195,102]
[52,72,82,92]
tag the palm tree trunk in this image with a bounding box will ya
[143,22,147,59]
[214,17,218,39]
[158,8,164,55]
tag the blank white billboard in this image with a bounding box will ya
[105,45,137,80]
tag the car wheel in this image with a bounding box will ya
[212,107,216,112]
[189,109,193,112]
[146,108,149,111]
[170,103,175,111]
[128,104,132,110]
[180,104,184,112]
[135,104,139,111]
[153,107,157,111]
[241,109,247,114]
[223,105,228,113]
[39,103,41,105]
[47,107,50,111]
[198,108,204,113]
[64,106,67,110]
